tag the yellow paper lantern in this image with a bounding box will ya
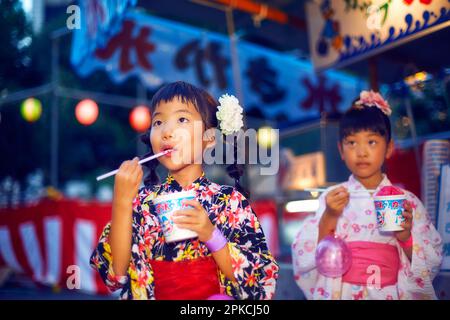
[21,98,42,122]
[257,126,278,149]
[75,99,99,126]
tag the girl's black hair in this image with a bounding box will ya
[140,81,249,198]
[339,101,392,143]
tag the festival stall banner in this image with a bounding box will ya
[306,0,450,70]
[71,0,137,68]
[0,199,112,295]
[71,10,365,122]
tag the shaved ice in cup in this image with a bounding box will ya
[151,191,198,243]
[374,186,406,232]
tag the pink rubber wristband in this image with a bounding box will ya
[398,234,413,249]
[205,227,227,253]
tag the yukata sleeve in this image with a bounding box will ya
[89,188,156,299]
[291,193,326,299]
[218,189,279,300]
[291,191,350,299]
[397,193,443,299]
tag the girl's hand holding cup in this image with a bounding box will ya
[395,200,413,242]
[173,199,215,242]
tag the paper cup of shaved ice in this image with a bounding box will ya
[374,186,406,232]
[151,191,198,243]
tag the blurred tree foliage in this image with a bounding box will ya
[0,1,153,196]
[389,78,450,141]
[0,0,32,90]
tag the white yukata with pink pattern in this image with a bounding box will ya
[292,174,443,300]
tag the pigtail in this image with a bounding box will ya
[226,135,250,199]
[139,131,160,186]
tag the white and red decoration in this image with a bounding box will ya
[0,199,111,294]
[0,198,280,295]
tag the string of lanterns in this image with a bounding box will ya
[19,97,277,147]
[20,97,151,132]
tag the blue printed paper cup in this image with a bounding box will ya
[374,195,406,232]
[152,191,198,243]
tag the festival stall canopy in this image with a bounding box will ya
[305,0,450,71]
[70,5,366,123]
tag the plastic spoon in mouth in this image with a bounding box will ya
[96,149,173,181]
[163,148,175,156]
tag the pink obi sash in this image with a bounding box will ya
[342,241,400,288]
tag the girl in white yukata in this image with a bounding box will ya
[292,90,443,300]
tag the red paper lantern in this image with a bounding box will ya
[130,105,151,132]
[75,99,98,126]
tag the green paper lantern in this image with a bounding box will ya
[21,98,42,122]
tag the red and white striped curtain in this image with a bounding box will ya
[0,198,280,295]
[0,199,112,295]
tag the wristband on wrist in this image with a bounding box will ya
[205,227,227,253]
[398,234,413,249]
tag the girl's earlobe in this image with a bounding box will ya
[205,128,215,140]
[204,128,217,149]
[386,139,395,159]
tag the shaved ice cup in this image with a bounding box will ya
[152,191,198,243]
[374,194,406,232]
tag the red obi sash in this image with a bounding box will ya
[150,256,221,300]
[342,241,400,288]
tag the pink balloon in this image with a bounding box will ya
[315,235,352,278]
[207,294,234,300]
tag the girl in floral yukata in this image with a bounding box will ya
[90,81,279,300]
[292,90,443,300]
